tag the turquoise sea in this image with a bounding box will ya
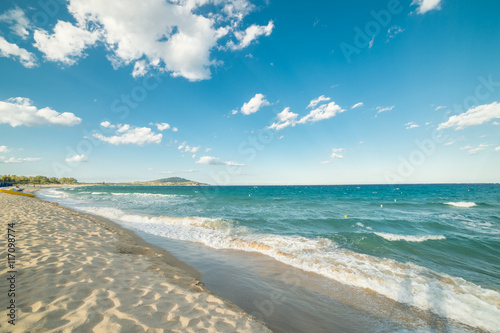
[40,184,500,332]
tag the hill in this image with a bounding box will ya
[129,177,208,186]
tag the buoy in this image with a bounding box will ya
[380,204,383,208]
[344,215,347,219]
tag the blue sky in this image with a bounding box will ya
[0,0,499,184]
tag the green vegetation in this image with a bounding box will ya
[0,175,78,185]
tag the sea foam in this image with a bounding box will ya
[375,232,446,242]
[445,201,477,208]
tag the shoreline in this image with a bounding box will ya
[0,191,271,332]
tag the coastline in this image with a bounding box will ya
[0,191,271,332]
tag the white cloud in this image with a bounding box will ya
[0,36,37,68]
[0,7,30,39]
[155,122,171,131]
[435,105,446,111]
[268,107,299,130]
[34,20,99,65]
[228,20,274,50]
[411,0,442,14]
[495,146,500,152]
[100,121,115,128]
[351,102,363,109]
[330,148,345,159]
[93,123,162,145]
[323,148,345,163]
[178,141,200,153]
[29,0,272,81]
[438,102,500,130]
[460,144,489,155]
[172,127,178,132]
[405,122,420,129]
[307,95,330,109]
[269,100,345,130]
[298,102,344,124]
[0,146,11,153]
[387,26,404,40]
[241,93,270,115]
[368,35,375,48]
[0,97,81,127]
[65,154,88,163]
[0,156,41,164]
[376,105,395,113]
[196,155,244,166]
[132,60,148,78]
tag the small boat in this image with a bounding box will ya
[0,189,36,197]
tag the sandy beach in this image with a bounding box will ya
[0,191,271,332]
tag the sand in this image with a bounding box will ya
[0,192,271,332]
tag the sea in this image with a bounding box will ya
[39,184,500,332]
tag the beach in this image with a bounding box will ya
[0,191,271,332]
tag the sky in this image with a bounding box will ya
[0,0,499,185]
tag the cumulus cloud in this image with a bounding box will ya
[0,7,30,39]
[411,0,442,14]
[28,0,273,81]
[351,102,363,109]
[34,20,99,65]
[376,105,395,113]
[151,122,170,131]
[298,102,344,124]
[241,93,270,115]
[196,155,244,166]
[0,36,37,68]
[268,107,299,130]
[269,100,345,130]
[0,145,11,153]
[0,97,81,127]
[65,154,88,163]
[307,95,330,109]
[228,21,274,50]
[438,102,500,130]
[0,156,41,164]
[93,123,162,145]
[100,121,115,128]
[405,122,419,129]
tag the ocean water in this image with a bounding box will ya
[40,184,500,332]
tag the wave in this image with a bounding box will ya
[445,202,477,208]
[76,205,500,332]
[375,232,446,242]
[110,192,184,198]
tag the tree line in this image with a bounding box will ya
[0,175,78,185]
